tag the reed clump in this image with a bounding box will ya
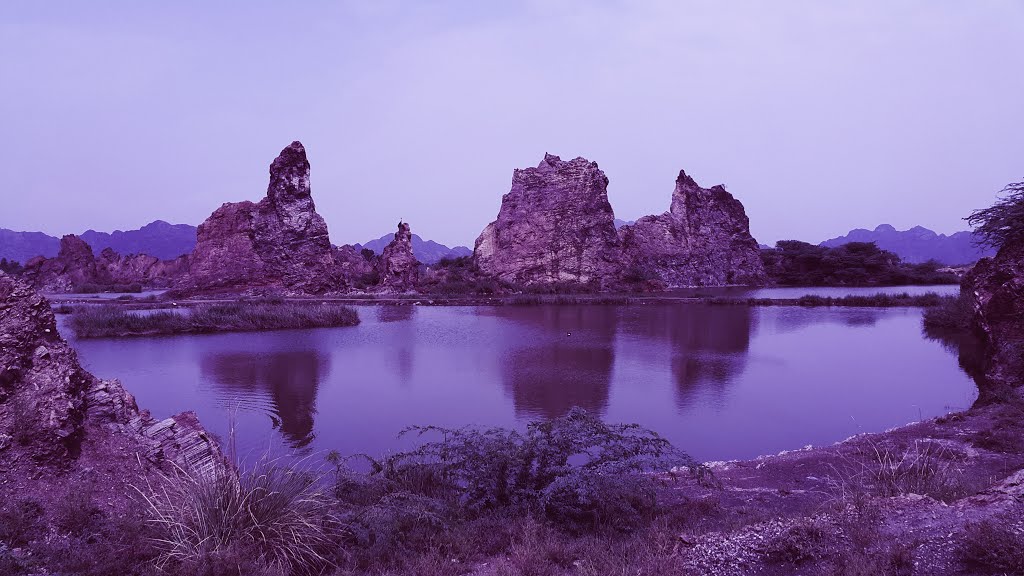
[69,302,360,338]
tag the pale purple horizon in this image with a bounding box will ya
[1,1,1022,248]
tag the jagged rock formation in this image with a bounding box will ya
[620,170,766,287]
[182,141,348,294]
[474,154,622,287]
[96,248,189,287]
[963,239,1024,390]
[21,234,186,292]
[378,222,420,290]
[356,231,471,265]
[0,271,222,471]
[22,235,108,292]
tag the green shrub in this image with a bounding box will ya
[358,408,714,533]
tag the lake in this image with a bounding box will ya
[61,291,976,464]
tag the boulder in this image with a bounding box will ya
[378,222,420,291]
[182,141,345,294]
[474,154,622,287]
[619,170,767,286]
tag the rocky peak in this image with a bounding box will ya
[58,234,95,262]
[181,141,345,294]
[474,153,621,287]
[619,169,766,287]
[378,221,420,291]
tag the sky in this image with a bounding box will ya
[1,1,1022,248]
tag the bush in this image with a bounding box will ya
[138,460,336,575]
[358,408,714,533]
[764,520,828,564]
[958,518,1024,573]
[0,500,44,547]
[922,294,974,332]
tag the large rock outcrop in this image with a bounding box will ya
[182,141,346,294]
[22,235,108,292]
[378,222,420,291]
[0,272,222,470]
[97,248,189,288]
[21,235,188,292]
[619,170,767,286]
[963,239,1024,390]
[474,154,622,287]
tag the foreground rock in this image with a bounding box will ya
[378,221,420,291]
[181,141,349,294]
[963,238,1024,391]
[474,154,622,288]
[0,271,223,555]
[620,170,766,287]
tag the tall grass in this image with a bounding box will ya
[69,302,360,338]
[137,460,335,575]
[922,293,974,332]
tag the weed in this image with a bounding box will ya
[138,459,336,575]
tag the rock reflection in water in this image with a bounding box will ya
[200,351,328,448]
[491,306,618,419]
[621,304,753,409]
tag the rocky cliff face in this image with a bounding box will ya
[963,239,1024,390]
[620,170,766,287]
[474,154,622,287]
[182,141,346,294]
[378,222,420,291]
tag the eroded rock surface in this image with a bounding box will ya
[963,239,1024,390]
[22,235,108,292]
[378,222,420,291]
[22,235,188,292]
[0,270,222,473]
[182,141,345,294]
[474,154,622,287]
[619,170,766,287]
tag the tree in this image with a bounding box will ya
[968,181,1024,250]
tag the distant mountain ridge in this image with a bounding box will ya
[355,233,471,265]
[820,224,994,265]
[0,220,197,262]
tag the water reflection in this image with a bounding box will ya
[923,326,988,402]
[621,305,753,408]
[376,305,416,323]
[489,306,618,418]
[200,351,328,448]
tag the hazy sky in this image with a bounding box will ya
[1,1,1022,248]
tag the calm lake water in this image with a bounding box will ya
[60,289,975,463]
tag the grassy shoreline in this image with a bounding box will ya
[53,290,956,310]
[68,302,360,338]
